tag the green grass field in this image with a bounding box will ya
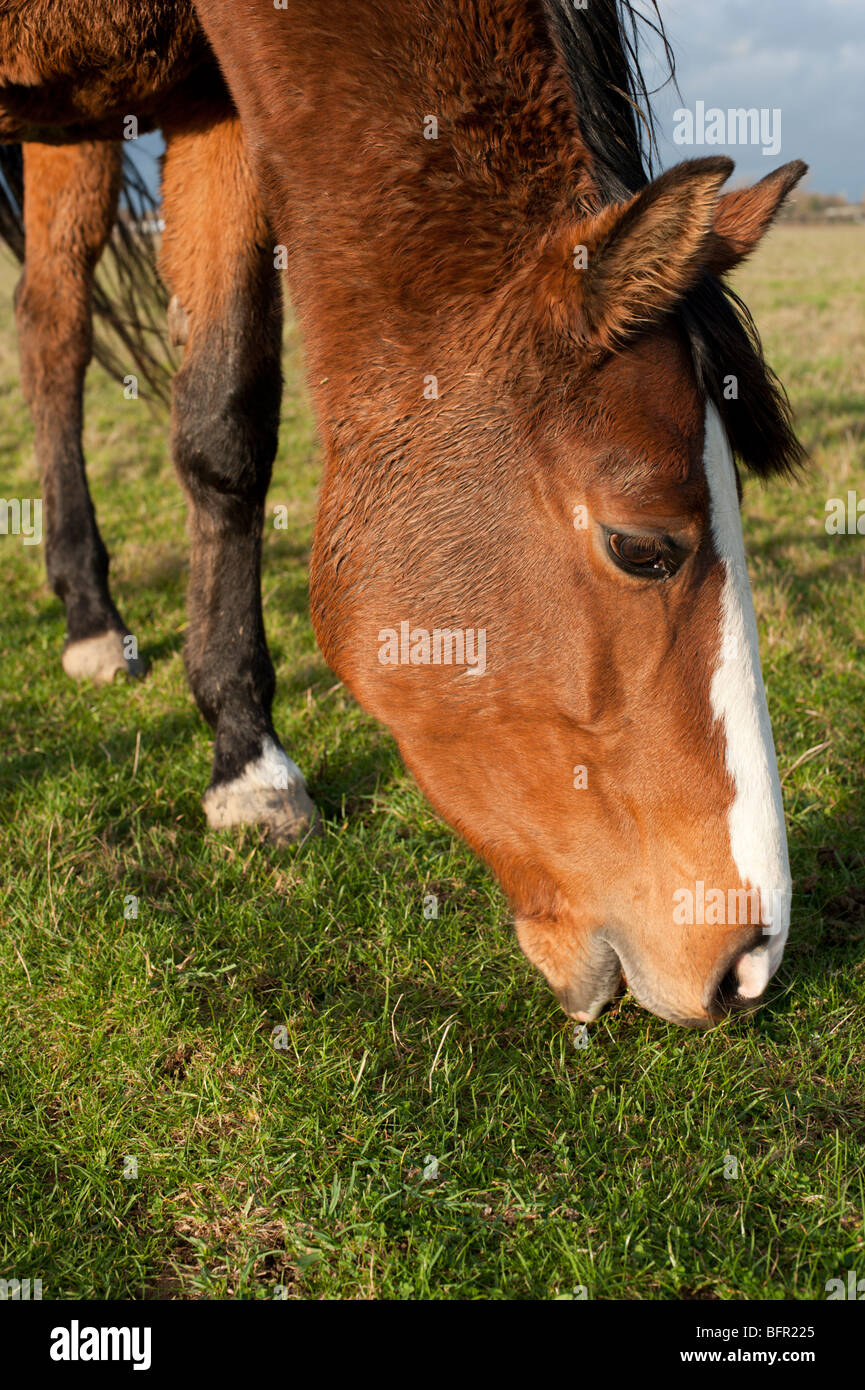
[1,225,863,1301]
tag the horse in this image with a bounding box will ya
[0,0,807,1029]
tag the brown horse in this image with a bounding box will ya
[1,0,318,839]
[0,0,807,1028]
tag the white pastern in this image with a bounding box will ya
[703,402,791,987]
[225,738,306,797]
[61,630,145,684]
[203,736,316,842]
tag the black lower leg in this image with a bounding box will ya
[163,116,316,839]
[24,382,125,645]
[172,279,284,786]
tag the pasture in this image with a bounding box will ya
[0,223,863,1300]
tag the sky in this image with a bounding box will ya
[646,0,865,199]
[130,0,865,202]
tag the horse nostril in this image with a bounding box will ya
[712,964,742,1017]
[709,936,770,1018]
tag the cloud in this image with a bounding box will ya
[648,0,865,196]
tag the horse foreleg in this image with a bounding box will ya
[15,141,144,683]
[160,115,317,843]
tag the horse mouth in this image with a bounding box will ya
[555,935,624,1021]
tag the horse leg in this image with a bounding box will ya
[160,116,317,843]
[15,141,143,683]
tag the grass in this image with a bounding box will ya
[0,224,863,1301]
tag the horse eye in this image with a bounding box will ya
[606,531,679,579]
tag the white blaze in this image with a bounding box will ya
[703,402,791,998]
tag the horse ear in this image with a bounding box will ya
[537,157,733,350]
[704,160,809,274]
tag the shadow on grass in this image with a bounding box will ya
[0,650,402,832]
[0,708,201,800]
[756,774,865,1036]
[749,525,865,583]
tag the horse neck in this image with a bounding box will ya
[267,0,595,377]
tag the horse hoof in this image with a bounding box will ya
[203,740,319,845]
[61,631,147,684]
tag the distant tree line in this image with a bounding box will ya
[778,191,864,223]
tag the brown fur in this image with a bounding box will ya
[0,1,219,140]
[2,6,307,827]
[159,113,290,796]
[1,0,807,1025]
[536,157,734,348]
[194,0,805,1025]
[15,141,128,644]
[159,115,271,328]
[707,161,810,275]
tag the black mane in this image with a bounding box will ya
[544,0,806,479]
